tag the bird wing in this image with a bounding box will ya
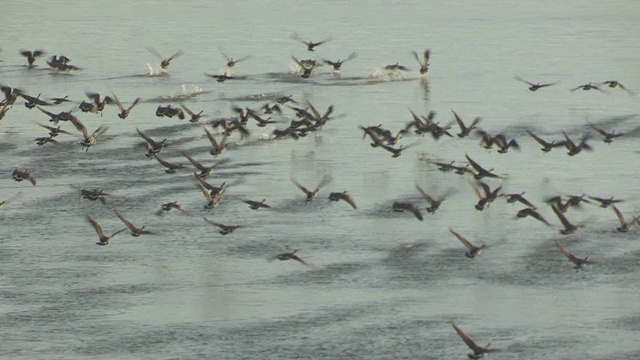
[451,322,488,354]
[551,205,573,229]
[555,240,581,265]
[197,182,213,202]
[181,152,206,172]
[291,178,312,196]
[112,93,126,112]
[114,210,137,232]
[611,205,628,226]
[449,229,475,250]
[136,128,159,148]
[415,185,436,205]
[86,215,106,239]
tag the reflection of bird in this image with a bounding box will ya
[449,229,485,258]
[86,215,127,246]
[514,76,557,91]
[555,239,590,269]
[451,322,496,359]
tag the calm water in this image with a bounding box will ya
[1,1,640,359]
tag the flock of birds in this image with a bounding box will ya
[1,33,638,359]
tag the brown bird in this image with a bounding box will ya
[148,48,183,69]
[202,217,240,235]
[181,152,228,178]
[322,52,357,71]
[551,205,582,235]
[291,175,332,201]
[181,103,204,123]
[328,191,358,209]
[20,49,45,67]
[493,134,520,153]
[562,131,592,156]
[515,208,551,226]
[12,168,36,186]
[272,250,307,265]
[203,126,228,156]
[472,182,501,211]
[154,156,184,173]
[465,154,502,180]
[450,229,485,258]
[555,239,590,269]
[137,128,166,159]
[113,94,141,119]
[611,205,639,233]
[19,93,51,109]
[392,201,424,221]
[451,322,496,359]
[514,76,557,91]
[600,80,634,95]
[115,210,154,237]
[220,51,252,68]
[415,185,452,214]
[290,33,332,52]
[452,110,480,138]
[86,215,127,245]
[197,181,221,209]
[80,189,109,204]
[501,192,536,209]
[571,83,605,92]
[291,56,317,78]
[412,49,430,74]
[527,130,566,153]
[589,123,622,144]
[155,201,189,216]
[587,195,623,208]
[242,199,271,210]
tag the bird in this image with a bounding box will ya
[154,156,184,174]
[379,143,408,158]
[84,92,114,116]
[155,201,189,216]
[562,131,592,156]
[203,127,228,156]
[501,192,536,209]
[526,130,566,153]
[220,49,252,68]
[272,250,307,265]
[114,210,154,237]
[113,94,141,119]
[472,181,501,211]
[181,152,228,178]
[383,63,409,71]
[415,185,452,214]
[571,83,605,92]
[207,73,235,83]
[147,48,183,69]
[412,49,430,74]
[589,123,622,144]
[202,217,240,235]
[392,201,424,221]
[451,322,496,359]
[197,181,221,209]
[514,76,557,91]
[19,93,51,109]
[551,205,582,235]
[493,134,520,153]
[452,110,480,138]
[291,56,317,78]
[20,49,45,67]
[449,228,486,259]
[12,169,37,186]
[290,33,332,51]
[322,52,357,71]
[248,111,277,127]
[328,191,358,209]
[465,154,502,180]
[600,80,634,95]
[587,195,623,208]
[611,205,639,233]
[195,173,227,198]
[180,104,204,123]
[80,189,109,204]
[291,175,332,201]
[515,208,551,226]
[555,239,590,269]
[86,215,127,245]
[241,199,271,210]
[136,128,166,159]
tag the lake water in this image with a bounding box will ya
[1,1,640,359]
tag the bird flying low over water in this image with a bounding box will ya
[392,201,424,221]
[113,94,141,119]
[452,110,480,138]
[600,80,634,95]
[571,83,605,92]
[611,205,639,233]
[587,195,623,208]
[561,131,592,156]
[323,52,357,71]
[290,33,332,52]
[86,215,127,246]
[115,210,154,237]
[515,208,551,226]
[412,49,431,74]
[527,130,566,153]
[12,169,36,186]
[465,154,503,180]
[291,175,332,202]
[449,228,486,258]
[156,201,188,216]
[20,49,45,68]
[202,217,240,235]
[451,322,497,359]
[328,191,357,209]
[514,76,558,91]
[147,48,183,69]
[415,185,454,214]
[154,156,184,174]
[136,128,166,159]
[588,123,622,144]
[555,239,590,269]
[551,205,583,235]
[271,250,308,265]
[241,198,271,210]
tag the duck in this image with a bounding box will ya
[383,63,409,71]
[611,205,639,233]
[86,215,127,245]
[379,143,408,158]
[12,168,36,186]
[452,110,481,138]
[493,134,520,153]
[206,73,235,83]
[248,111,277,127]
[113,94,141,119]
[51,96,71,105]
[514,76,557,91]
[328,191,358,209]
[79,125,108,151]
[154,156,184,173]
[290,33,332,51]
[115,210,154,237]
[555,239,590,269]
[136,128,166,159]
[261,103,282,114]
[291,56,317,78]
[392,201,424,221]
[449,229,485,258]
[450,322,496,359]
[220,49,251,68]
[195,173,226,198]
[526,130,566,153]
[34,136,58,146]
[20,49,45,68]
[551,204,582,235]
[1,85,23,106]
[291,175,332,201]
[202,217,240,235]
[412,49,430,74]
[155,201,189,216]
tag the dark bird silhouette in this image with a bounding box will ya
[154,156,184,173]
[272,250,307,265]
[181,103,204,122]
[155,201,188,216]
[472,181,501,211]
[514,76,557,91]
[203,127,228,156]
[589,123,622,144]
[515,208,551,226]
[181,152,229,178]
[137,128,166,159]
[291,56,317,78]
[80,189,109,204]
[451,322,496,359]
[323,52,357,71]
[501,192,536,209]
[12,169,36,186]
[291,175,332,201]
[452,110,480,138]
[527,130,566,153]
[571,83,605,92]
[115,210,154,237]
[242,198,271,210]
[113,94,141,119]
[147,48,183,69]
[562,131,592,156]
[412,49,430,74]
[415,185,453,214]
[202,217,240,235]
[20,93,51,109]
[611,205,639,233]
[587,195,623,208]
[600,80,634,95]
[551,205,582,235]
[392,201,424,221]
[290,33,332,51]
[20,49,45,67]
[465,154,503,180]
